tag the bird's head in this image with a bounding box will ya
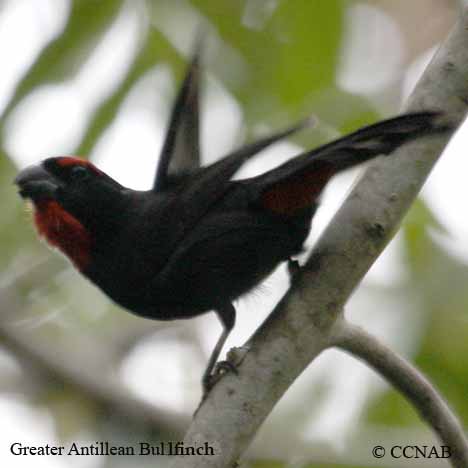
[15,157,125,270]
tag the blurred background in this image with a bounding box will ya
[1,0,468,467]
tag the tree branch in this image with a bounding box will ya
[0,321,188,436]
[333,321,468,467]
[171,6,468,468]
[0,261,188,438]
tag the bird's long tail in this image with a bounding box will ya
[252,111,451,215]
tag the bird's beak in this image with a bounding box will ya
[14,164,58,201]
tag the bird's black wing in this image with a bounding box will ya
[246,111,451,215]
[145,119,311,274]
[153,45,201,191]
[153,39,313,193]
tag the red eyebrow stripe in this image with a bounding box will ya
[56,157,103,175]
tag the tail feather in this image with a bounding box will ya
[254,111,451,215]
[312,111,449,169]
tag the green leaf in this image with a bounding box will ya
[0,0,124,122]
[190,0,346,121]
[75,28,181,156]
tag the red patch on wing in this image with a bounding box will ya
[56,157,103,175]
[33,200,92,271]
[261,165,335,215]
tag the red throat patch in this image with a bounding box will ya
[33,200,92,271]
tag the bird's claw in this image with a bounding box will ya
[202,360,238,395]
[287,258,301,279]
[214,359,238,377]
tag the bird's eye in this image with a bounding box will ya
[70,166,89,181]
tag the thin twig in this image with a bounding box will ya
[332,320,468,468]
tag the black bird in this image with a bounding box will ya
[14,49,451,393]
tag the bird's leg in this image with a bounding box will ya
[202,304,236,394]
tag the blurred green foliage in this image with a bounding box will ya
[367,200,468,428]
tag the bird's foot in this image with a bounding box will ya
[287,258,301,280]
[196,361,237,416]
[202,360,238,395]
[201,346,250,396]
[196,347,250,417]
[214,359,239,378]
